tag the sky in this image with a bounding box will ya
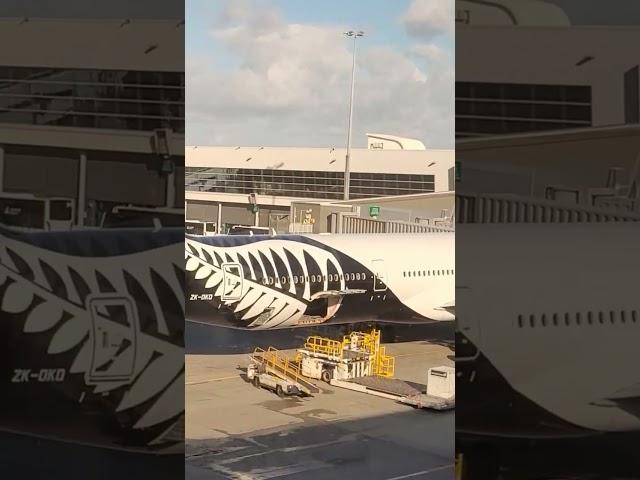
[186,0,455,149]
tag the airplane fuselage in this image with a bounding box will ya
[457,223,640,438]
[185,233,455,329]
[0,226,185,454]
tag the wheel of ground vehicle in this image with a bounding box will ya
[321,368,332,383]
[276,384,284,397]
[252,375,260,388]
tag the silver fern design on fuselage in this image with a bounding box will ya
[185,236,347,329]
[0,227,184,453]
[187,233,456,330]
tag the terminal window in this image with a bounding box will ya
[185,167,435,200]
[0,66,184,133]
[455,81,592,138]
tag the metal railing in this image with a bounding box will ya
[304,336,343,358]
[330,212,454,233]
[456,193,640,224]
[252,346,316,391]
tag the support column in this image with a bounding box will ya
[77,152,87,227]
[0,145,4,193]
[165,169,175,208]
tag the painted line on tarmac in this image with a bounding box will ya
[186,375,239,386]
[385,464,454,480]
[394,350,445,358]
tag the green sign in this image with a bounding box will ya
[455,161,461,182]
[369,206,380,217]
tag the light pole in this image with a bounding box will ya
[343,30,364,201]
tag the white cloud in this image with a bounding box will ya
[410,43,448,63]
[401,0,454,39]
[186,0,454,149]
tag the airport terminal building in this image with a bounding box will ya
[0,18,184,229]
[456,0,640,139]
[186,134,455,233]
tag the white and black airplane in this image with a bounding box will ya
[185,232,455,329]
[456,222,640,442]
[0,225,184,454]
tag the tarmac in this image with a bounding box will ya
[185,324,455,480]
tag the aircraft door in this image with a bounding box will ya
[372,259,388,292]
[222,263,244,301]
[87,295,139,384]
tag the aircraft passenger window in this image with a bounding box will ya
[587,311,593,325]
[517,315,523,328]
[610,311,615,324]
[529,314,535,328]
[323,275,327,282]
[621,311,626,324]
[282,276,287,284]
[305,276,309,283]
[599,312,604,324]
[403,272,406,277]
[269,277,274,285]
[293,276,299,284]
[352,273,356,280]
[553,313,558,326]
[633,311,638,323]
[311,275,316,282]
[564,313,570,326]
[541,314,547,327]
[356,273,361,280]
[576,312,581,325]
